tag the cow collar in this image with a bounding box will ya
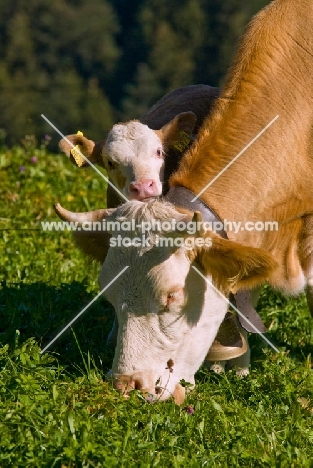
[164,185,266,334]
[165,185,228,238]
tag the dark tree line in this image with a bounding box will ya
[0,0,270,148]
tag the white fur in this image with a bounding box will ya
[104,122,164,197]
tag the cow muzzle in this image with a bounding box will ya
[106,370,186,405]
[128,179,160,200]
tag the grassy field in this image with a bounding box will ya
[1,137,313,467]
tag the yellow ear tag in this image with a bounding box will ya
[173,131,192,153]
[70,131,85,167]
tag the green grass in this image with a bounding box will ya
[1,138,313,467]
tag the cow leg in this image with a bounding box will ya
[204,310,248,374]
[226,328,251,376]
[301,259,313,317]
[302,246,313,316]
[206,287,261,375]
[207,324,250,375]
[226,286,261,375]
[208,361,226,373]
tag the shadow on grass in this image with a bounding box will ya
[1,280,312,382]
[0,280,116,373]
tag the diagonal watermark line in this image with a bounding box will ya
[192,265,280,353]
[192,115,279,201]
[41,114,129,203]
[40,266,129,354]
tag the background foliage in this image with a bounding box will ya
[0,0,270,148]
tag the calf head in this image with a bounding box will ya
[103,113,196,200]
[59,112,196,202]
[55,200,276,404]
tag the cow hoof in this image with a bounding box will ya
[235,367,250,378]
[208,362,225,374]
[205,312,248,361]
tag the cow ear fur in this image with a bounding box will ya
[59,134,95,162]
[195,232,277,293]
[59,134,106,167]
[159,112,197,152]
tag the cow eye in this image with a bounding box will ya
[156,148,163,158]
[163,288,185,310]
[167,290,181,301]
[107,160,114,168]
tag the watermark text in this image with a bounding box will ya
[41,219,279,235]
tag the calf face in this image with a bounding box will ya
[103,113,196,200]
[59,112,197,202]
[103,121,164,200]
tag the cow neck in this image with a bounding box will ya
[164,185,266,334]
[165,185,227,238]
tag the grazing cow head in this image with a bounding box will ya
[59,112,196,202]
[55,200,276,404]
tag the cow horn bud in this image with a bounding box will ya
[54,203,112,224]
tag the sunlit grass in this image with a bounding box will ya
[1,140,313,466]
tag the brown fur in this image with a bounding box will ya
[192,231,278,294]
[59,136,106,167]
[170,0,313,294]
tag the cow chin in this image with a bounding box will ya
[108,321,209,405]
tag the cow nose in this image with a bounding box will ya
[112,374,144,394]
[128,179,158,200]
[108,372,156,400]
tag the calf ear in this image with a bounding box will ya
[196,232,277,293]
[158,112,197,154]
[59,135,106,167]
